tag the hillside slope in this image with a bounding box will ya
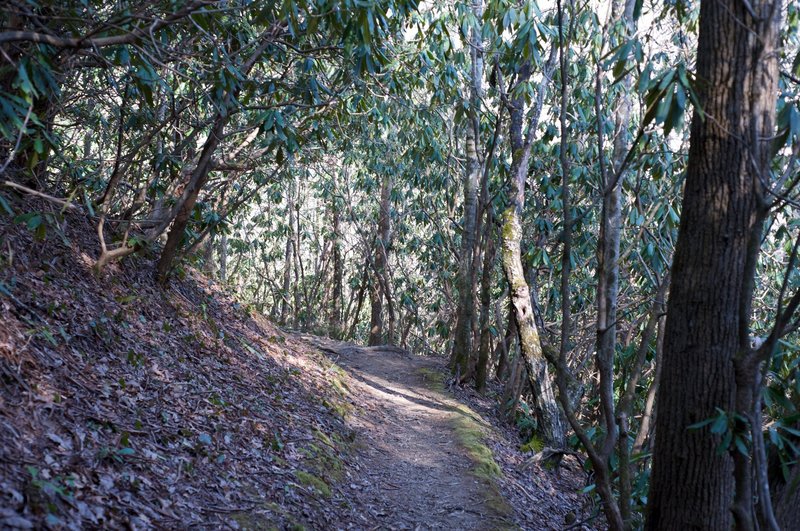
[0,200,365,529]
[0,201,591,529]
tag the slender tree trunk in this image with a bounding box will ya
[329,175,343,339]
[632,314,665,457]
[219,231,228,282]
[202,233,216,276]
[292,173,302,329]
[369,172,393,345]
[280,184,295,325]
[368,271,383,345]
[451,0,484,379]
[155,112,227,282]
[476,209,496,393]
[502,353,523,419]
[349,256,370,340]
[451,127,480,374]
[154,38,271,282]
[646,0,782,527]
[494,301,514,381]
[593,0,637,525]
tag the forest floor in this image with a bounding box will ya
[0,199,594,530]
[302,336,513,529]
[301,335,594,531]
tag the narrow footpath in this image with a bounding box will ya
[301,335,514,530]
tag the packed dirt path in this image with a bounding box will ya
[300,335,513,530]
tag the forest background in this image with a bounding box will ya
[1,0,800,528]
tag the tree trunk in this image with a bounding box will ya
[646,0,782,527]
[494,300,514,381]
[451,127,480,375]
[501,204,565,447]
[349,257,370,340]
[368,272,383,345]
[451,0,484,379]
[329,176,343,339]
[292,173,302,329]
[476,208,496,393]
[279,192,294,325]
[502,353,523,419]
[153,38,271,282]
[632,314,665,457]
[498,43,564,448]
[595,0,636,525]
[218,231,228,282]
[202,233,216,276]
[155,112,227,282]
[369,172,392,345]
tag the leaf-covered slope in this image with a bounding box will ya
[0,200,358,529]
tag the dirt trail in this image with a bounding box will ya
[301,335,512,531]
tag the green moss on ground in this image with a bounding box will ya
[294,470,331,498]
[415,367,513,518]
[227,500,291,530]
[416,367,446,392]
[229,512,280,531]
[452,414,502,480]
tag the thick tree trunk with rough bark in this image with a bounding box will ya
[646,0,782,527]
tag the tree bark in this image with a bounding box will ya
[646,0,782,526]
[219,231,228,282]
[349,256,370,340]
[329,174,343,339]
[501,204,565,447]
[497,39,564,447]
[476,208,496,393]
[494,300,514,381]
[632,314,665,457]
[451,127,480,375]
[154,37,271,282]
[450,0,484,377]
[155,112,227,282]
[369,172,393,345]
[292,173,302,329]
[279,190,294,325]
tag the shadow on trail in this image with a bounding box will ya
[297,334,509,530]
[347,371,453,413]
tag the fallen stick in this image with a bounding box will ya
[2,180,80,210]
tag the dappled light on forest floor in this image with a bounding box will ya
[303,335,591,529]
[0,204,591,529]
